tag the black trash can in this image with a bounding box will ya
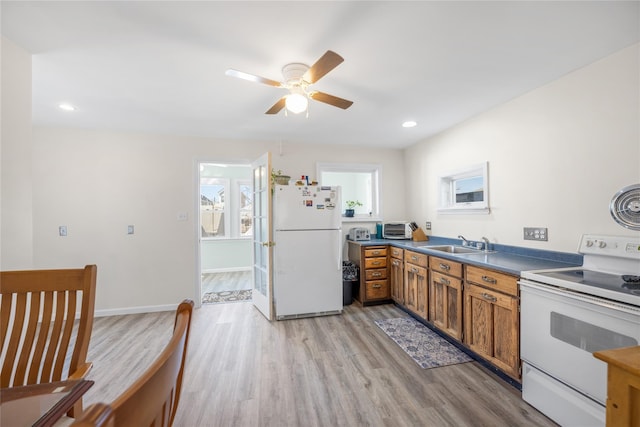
[342,261,359,306]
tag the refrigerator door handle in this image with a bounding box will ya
[337,229,343,271]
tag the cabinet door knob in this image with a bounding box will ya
[439,263,450,271]
[411,255,418,261]
[440,277,450,285]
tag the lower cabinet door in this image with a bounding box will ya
[429,271,463,340]
[404,263,427,319]
[464,283,520,379]
[390,258,404,304]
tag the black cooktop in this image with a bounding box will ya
[539,269,640,297]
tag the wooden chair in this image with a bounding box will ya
[0,265,97,415]
[71,299,194,427]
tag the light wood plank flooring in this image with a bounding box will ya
[202,271,252,294]
[83,302,557,426]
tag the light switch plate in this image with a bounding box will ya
[127,225,134,235]
[59,226,67,237]
[524,227,548,241]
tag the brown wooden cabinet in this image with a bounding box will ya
[389,247,404,304]
[594,346,640,427]
[348,242,390,305]
[464,265,520,380]
[404,250,428,319]
[428,256,463,341]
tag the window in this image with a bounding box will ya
[201,178,229,237]
[200,164,253,239]
[317,162,381,219]
[438,162,489,214]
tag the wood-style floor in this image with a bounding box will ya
[83,302,557,427]
[202,271,252,294]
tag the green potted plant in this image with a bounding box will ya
[345,200,362,217]
[271,169,290,185]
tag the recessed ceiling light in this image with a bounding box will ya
[402,121,417,128]
[58,103,76,111]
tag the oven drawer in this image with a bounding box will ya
[522,363,605,427]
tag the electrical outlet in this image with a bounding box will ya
[59,226,67,237]
[425,221,432,230]
[524,227,548,241]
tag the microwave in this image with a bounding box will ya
[383,222,412,239]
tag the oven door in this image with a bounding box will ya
[520,280,640,404]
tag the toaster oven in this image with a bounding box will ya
[382,222,412,239]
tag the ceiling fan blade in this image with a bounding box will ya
[303,50,344,84]
[309,91,353,110]
[225,69,283,87]
[265,97,286,114]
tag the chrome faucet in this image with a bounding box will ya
[458,235,469,246]
[481,236,490,252]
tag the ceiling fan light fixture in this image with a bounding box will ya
[285,92,308,114]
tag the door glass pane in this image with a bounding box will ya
[201,184,225,237]
[239,183,253,236]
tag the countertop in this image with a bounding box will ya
[347,236,583,276]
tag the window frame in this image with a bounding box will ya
[316,162,382,221]
[438,162,490,214]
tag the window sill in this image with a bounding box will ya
[341,216,382,223]
[437,207,490,215]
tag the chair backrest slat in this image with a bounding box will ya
[0,265,97,388]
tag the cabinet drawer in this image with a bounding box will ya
[365,247,387,257]
[365,280,389,300]
[405,250,428,267]
[430,256,463,278]
[430,270,462,289]
[465,265,518,296]
[365,268,388,280]
[365,257,387,269]
[390,247,404,260]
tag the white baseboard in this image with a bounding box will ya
[94,303,178,318]
[201,266,251,274]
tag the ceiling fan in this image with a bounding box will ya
[225,50,353,115]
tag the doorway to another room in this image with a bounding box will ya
[199,162,253,304]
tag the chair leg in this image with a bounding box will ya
[68,398,83,418]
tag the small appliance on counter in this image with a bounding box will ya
[349,227,371,241]
[382,222,412,239]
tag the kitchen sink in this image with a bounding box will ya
[427,245,485,254]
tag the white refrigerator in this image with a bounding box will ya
[273,184,343,320]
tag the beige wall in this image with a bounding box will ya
[29,128,406,313]
[1,36,33,270]
[405,43,640,252]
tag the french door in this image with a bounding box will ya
[251,152,274,320]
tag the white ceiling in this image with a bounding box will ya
[2,1,638,149]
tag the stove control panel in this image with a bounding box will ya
[579,234,640,260]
